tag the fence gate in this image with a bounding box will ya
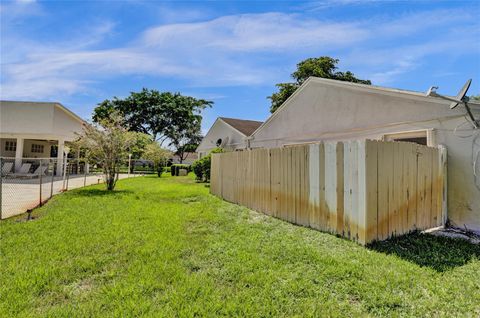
[210,140,447,245]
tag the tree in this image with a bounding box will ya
[92,89,212,147]
[129,132,154,159]
[192,148,223,182]
[168,109,203,163]
[142,142,172,176]
[75,114,136,191]
[268,57,371,113]
[471,94,480,102]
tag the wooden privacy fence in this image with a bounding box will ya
[210,140,447,245]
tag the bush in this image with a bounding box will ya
[171,164,190,176]
[192,148,223,182]
[157,165,164,177]
[192,160,203,181]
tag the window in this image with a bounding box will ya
[5,141,16,152]
[31,144,44,153]
[383,130,432,146]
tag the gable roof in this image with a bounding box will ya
[219,117,263,136]
[251,77,480,137]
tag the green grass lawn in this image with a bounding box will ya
[1,175,479,317]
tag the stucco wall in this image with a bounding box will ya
[22,139,55,158]
[53,105,83,139]
[0,102,54,135]
[0,138,57,158]
[197,119,246,157]
[0,101,83,141]
[250,79,480,232]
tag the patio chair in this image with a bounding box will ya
[1,162,14,176]
[11,164,48,178]
[8,163,32,178]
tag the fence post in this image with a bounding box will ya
[128,154,132,178]
[39,159,43,206]
[439,145,448,225]
[0,157,3,220]
[83,160,87,187]
[65,164,70,191]
[50,160,55,198]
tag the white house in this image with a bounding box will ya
[248,77,480,233]
[0,101,85,175]
[196,117,263,158]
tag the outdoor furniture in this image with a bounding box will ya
[11,164,48,179]
[1,162,14,176]
[8,163,32,178]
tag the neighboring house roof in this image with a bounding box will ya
[251,77,480,137]
[219,117,263,136]
[171,152,198,162]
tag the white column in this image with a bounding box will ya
[15,137,24,172]
[56,139,64,176]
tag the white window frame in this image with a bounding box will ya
[382,129,435,147]
[5,141,17,152]
[31,144,45,153]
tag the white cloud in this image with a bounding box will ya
[142,13,368,51]
[1,6,479,100]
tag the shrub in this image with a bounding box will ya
[157,165,164,177]
[192,160,203,181]
[192,148,223,182]
[171,164,190,176]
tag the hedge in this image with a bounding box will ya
[170,164,191,176]
[192,148,223,182]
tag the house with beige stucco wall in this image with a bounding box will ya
[247,77,480,233]
[0,100,85,175]
[196,117,263,158]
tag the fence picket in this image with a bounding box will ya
[209,141,445,244]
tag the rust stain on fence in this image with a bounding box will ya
[211,141,446,245]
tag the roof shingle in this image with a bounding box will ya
[219,117,263,136]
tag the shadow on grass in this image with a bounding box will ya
[72,188,133,197]
[367,232,480,272]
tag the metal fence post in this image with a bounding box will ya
[0,157,3,220]
[65,163,70,191]
[39,159,43,206]
[84,160,87,187]
[128,154,131,178]
[50,159,55,198]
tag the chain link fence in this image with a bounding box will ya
[0,157,154,219]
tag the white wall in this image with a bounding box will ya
[53,105,83,140]
[0,101,83,141]
[197,119,247,156]
[250,79,480,233]
[0,102,54,135]
[22,139,55,158]
[0,138,58,158]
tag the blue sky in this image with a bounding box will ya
[1,0,479,133]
